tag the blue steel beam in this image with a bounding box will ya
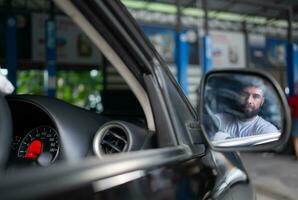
[175,31,189,95]
[5,16,17,90]
[45,19,56,97]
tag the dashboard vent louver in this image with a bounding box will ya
[101,127,128,154]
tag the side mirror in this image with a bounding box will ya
[199,69,291,151]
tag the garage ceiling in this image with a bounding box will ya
[133,0,298,21]
[1,0,298,22]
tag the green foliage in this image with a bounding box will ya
[16,69,103,109]
[17,70,44,95]
[56,70,103,107]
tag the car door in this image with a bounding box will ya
[0,0,219,199]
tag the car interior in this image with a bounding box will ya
[6,90,156,169]
[5,2,157,170]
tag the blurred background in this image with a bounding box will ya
[2,0,298,109]
[1,1,298,199]
[2,0,298,146]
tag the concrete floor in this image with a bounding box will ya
[241,152,298,200]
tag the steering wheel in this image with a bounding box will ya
[0,95,12,168]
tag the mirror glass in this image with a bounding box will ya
[202,73,282,148]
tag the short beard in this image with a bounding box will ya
[240,106,260,119]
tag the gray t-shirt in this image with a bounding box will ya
[215,113,278,138]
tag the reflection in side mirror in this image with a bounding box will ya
[200,71,288,150]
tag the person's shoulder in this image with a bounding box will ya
[255,116,271,126]
[255,116,278,133]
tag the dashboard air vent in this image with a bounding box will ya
[101,127,128,154]
[93,122,130,157]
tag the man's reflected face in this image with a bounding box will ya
[239,86,264,118]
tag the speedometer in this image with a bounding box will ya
[17,126,59,164]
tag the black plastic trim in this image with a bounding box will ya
[0,96,12,167]
[143,74,177,146]
[0,146,190,200]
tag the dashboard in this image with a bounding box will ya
[8,96,64,167]
[6,95,153,168]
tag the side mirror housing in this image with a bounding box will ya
[199,69,291,151]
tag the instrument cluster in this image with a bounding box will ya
[9,126,59,167]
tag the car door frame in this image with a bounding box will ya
[0,0,208,199]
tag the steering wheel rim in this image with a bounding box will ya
[0,95,12,168]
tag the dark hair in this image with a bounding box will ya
[238,77,265,96]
